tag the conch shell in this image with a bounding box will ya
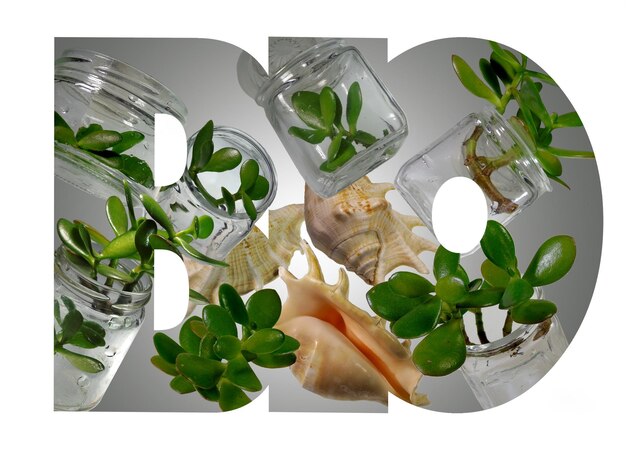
[305,176,438,285]
[186,204,304,305]
[277,241,429,406]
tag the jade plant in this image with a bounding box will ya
[187,120,270,220]
[452,41,594,210]
[54,296,106,374]
[57,180,227,291]
[54,112,154,187]
[288,82,383,172]
[151,285,299,411]
[367,220,576,376]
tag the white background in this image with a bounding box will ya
[2,0,624,468]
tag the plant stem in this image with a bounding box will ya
[463,126,519,214]
[474,311,490,344]
[502,310,513,337]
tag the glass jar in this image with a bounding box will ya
[157,126,277,261]
[395,107,551,234]
[55,49,187,199]
[461,315,569,410]
[238,38,408,197]
[54,245,152,411]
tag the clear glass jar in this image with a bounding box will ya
[54,245,152,411]
[395,107,551,234]
[157,126,277,261]
[461,315,568,410]
[55,49,187,198]
[239,38,408,197]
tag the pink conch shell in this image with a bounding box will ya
[186,204,304,305]
[277,241,429,406]
[305,176,438,285]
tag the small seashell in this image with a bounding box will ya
[277,241,429,406]
[304,176,438,285]
[186,204,304,305]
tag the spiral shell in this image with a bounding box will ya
[304,176,438,285]
[277,241,429,406]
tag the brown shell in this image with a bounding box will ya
[304,176,438,285]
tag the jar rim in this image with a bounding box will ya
[182,126,277,221]
[55,49,187,122]
[54,245,152,313]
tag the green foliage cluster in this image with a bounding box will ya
[152,285,299,411]
[289,82,383,172]
[54,112,154,187]
[367,220,576,376]
[188,120,270,220]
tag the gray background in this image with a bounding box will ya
[55,37,601,413]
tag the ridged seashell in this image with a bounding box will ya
[186,204,304,305]
[277,241,429,406]
[305,176,438,285]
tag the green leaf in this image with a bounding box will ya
[253,352,297,368]
[479,58,502,97]
[153,332,186,364]
[326,134,344,162]
[525,70,557,86]
[76,223,94,258]
[500,277,534,309]
[246,289,282,330]
[490,54,515,85]
[520,77,551,127]
[57,219,93,263]
[221,187,236,214]
[452,55,501,108]
[288,127,328,144]
[175,237,228,266]
[176,353,226,389]
[272,335,300,354]
[319,86,337,130]
[242,192,257,220]
[333,89,344,129]
[140,193,175,238]
[76,124,103,141]
[481,259,511,288]
[203,304,238,337]
[412,319,466,376]
[223,355,262,391]
[240,159,260,193]
[219,284,249,325]
[391,297,442,339]
[388,272,435,297]
[105,196,128,236]
[67,331,99,349]
[243,328,285,354]
[61,296,76,313]
[54,126,77,146]
[291,90,325,130]
[346,82,363,134]
[99,230,137,260]
[435,274,468,304]
[170,375,196,394]
[54,300,62,325]
[54,111,72,130]
[353,130,378,147]
[218,380,251,411]
[196,215,214,239]
[111,131,145,154]
[179,316,203,354]
[189,289,210,305]
[511,299,557,324]
[199,335,219,360]
[151,355,178,376]
[546,146,594,159]
[536,148,563,177]
[197,386,220,402]
[319,140,357,172]
[60,308,83,343]
[124,181,137,229]
[57,348,105,373]
[433,245,460,280]
[367,283,422,321]
[246,175,270,201]
[523,235,576,286]
[456,287,504,308]
[78,130,123,151]
[96,264,135,283]
[191,120,214,173]
[213,335,242,360]
[480,220,517,272]
[553,112,583,128]
[203,147,242,172]
[135,220,157,265]
[489,42,521,69]
[118,155,155,187]
[148,234,182,260]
